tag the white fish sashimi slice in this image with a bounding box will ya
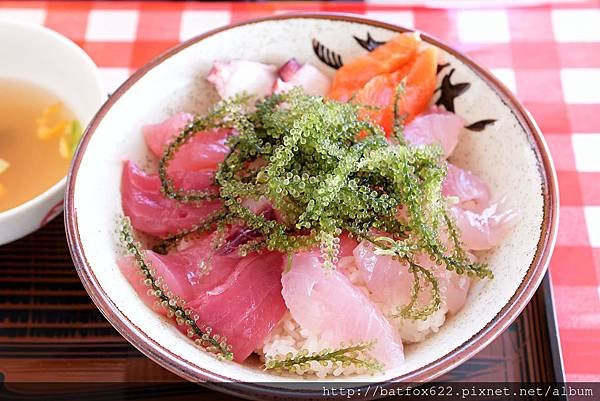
[352,241,413,308]
[207,60,277,100]
[353,242,471,316]
[281,252,404,367]
[404,106,464,158]
[273,63,331,96]
[443,163,491,212]
[450,197,518,251]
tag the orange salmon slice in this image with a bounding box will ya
[328,33,421,102]
[354,46,439,134]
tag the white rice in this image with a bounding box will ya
[257,256,452,377]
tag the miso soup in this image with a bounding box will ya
[0,78,81,212]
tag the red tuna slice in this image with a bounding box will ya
[282,252,404,368]
[143,113,231,172]
[443,163,491,212]
[338,233,359,258]
[450,198,517,251]
[353,242,470,316]
[121,161,222,237]
[143,112,192,157]
[117,234,239,314]
[403,107,464,158]
[188,252,287,362]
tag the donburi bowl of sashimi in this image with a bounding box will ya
[65,14,558,400]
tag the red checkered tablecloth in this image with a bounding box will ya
[1,0,599,383]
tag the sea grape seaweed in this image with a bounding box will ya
[157,88,492,320]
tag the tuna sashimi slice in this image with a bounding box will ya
[403,107,464,158]
[143,113,231,172]
[273,62,331,96]
[143,112,192,157]
[443,163,491,212]
[188,252,287,362]
[282,252,404,367]
[353,242,470,316]
[207,60,277,100]
[450,199,517,251]
[121,161,222,237]
[117,233,240,313]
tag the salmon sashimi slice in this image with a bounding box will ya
[353,241,470,316]
[121,161,222,237]
[450,198,517,251]
[354,46,438,133]
[328,33,421,102]
[281,251,404,367]
[403,106,464,158]
[188,252,287,362]
[117,233,240,314]
[443,163,491,212]
[143,113,232,172]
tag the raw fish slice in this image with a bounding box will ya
[352,241,413,308]
[413,253,470,316]
[450,199,517,251]
[118,234,240,314]
[121,161,222,237]
[442,163,491,212]
[143,112,192,157]
[188,252,287,362]
[207,60,277,100]
[277,58,302,81]
[143,113,231,172]
[273,62,331,96]
[353,242,470,316]
[403,107,464,158]
[282,252,404,367]
[354,47,438,133]
[338,233,359,258]
[328,33,421,102]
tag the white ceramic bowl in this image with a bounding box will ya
[0,20,105,245]
[65,14,558,400]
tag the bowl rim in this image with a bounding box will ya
[0,20,105,223]
[64,12,559,400]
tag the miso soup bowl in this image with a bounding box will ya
[0,20,104,245]
[65,14,559,400]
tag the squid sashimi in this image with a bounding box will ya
[450,200,517,251]
[117,233,240,313]
[404,107,464,158]
[273,58,331,96]
[443,163,491,212]
[188,252,287,362]
[353,242,470,316]
[353,46,438,133]
[281,252,404,367]
[207,60,277,100]
[328,33,421,102]
[121,161,222,237]
[143,113,231,172]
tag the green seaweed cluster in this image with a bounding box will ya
[156,88,491,322]
[264,340,383,375]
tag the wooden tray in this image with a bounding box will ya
[0,217,564,399]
